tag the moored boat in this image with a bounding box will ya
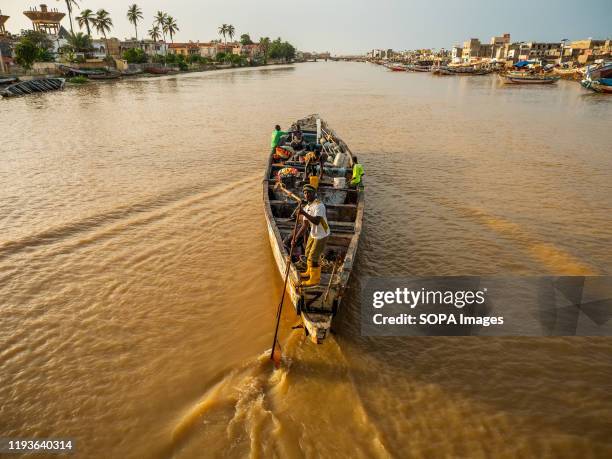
[263,115,364,343]
[389,65,406,72]
[88,71,122,80]
[57,64,105,77]
[499,73,559,84]
[1,78,65,97]
[145,66,171,74]
[0,76,19,85]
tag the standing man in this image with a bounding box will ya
[270,124,288,155]
[296,184,330,287]
[349,156,365,188]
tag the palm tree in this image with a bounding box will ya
[58,0,80,35]
[67,31,92,53]
[227,24,235,44]
[126,4,143,41]
[218,24,228,46]
[259,37,270,64]
[164,16,179,43]
[76,8,94,37]
[154,11,168,60]
[94,9,113,58]
[148,25,161,42]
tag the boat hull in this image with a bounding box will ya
[499,74,559,84]
[263,115,363,344]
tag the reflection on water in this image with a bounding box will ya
[1,62,611,458]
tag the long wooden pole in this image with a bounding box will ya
[270,203,301,365]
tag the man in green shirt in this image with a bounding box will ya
[350,156,365,188]
[270,125,288,155]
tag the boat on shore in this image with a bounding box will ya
[58,64,105,77]
[88,71,122,80]
[499,73,559,85]
[407,64,431,72]
[144,66,171,75]
[581,64,612,93]
[263,115,364,343]
[1,78,65,97]
[0,76,19,85]
[389,65,406,72]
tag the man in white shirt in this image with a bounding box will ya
[296,184,330,287]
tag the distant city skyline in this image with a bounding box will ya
[2,0,611,54]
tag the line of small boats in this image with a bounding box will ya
[381,60,612,91]
[1,77,65,97]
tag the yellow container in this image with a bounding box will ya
[309,175,320,189]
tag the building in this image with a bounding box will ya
[119,38,166,57]
[91,38,121,59]
[517,42,561,61]
[0,10,9,36]
[232,43,262,60]
[23,4,65,35]
[198,42,233,58]
[168,42,200,57]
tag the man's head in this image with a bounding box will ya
[275,125,281,131]
[303,184,316,202]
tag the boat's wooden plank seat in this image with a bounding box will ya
[269,200,357,221]
[275,217,355,232]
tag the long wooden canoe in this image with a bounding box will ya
[263,115,364,343]
[499,74,559,85]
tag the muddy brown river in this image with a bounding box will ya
[1,62,611,458]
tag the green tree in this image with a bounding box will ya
[259,37,270,64]
[227,24,235,43]
[67,31,92,53]
[14,31,54,71]
[15,40,38,71]
[218,24,228,45]
[240,33,253,45]
[94,9,113,58]
[76,8,94,37]
[123,47,147,63]
[127,4,143,41]
[154,11,168,61]
[164,16,179,43]
[148,25,161,42]
[58,0,80,35]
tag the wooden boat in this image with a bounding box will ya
[390,65,406,72]
[1,78,65,97]
[499,73,559,84]
[431,67,453,76]
[88,71,121,80]
[57,64,105,77]
[0,76,19,85]
[581,79,612,94]
[407,64,431,72]
[145,66,171,74]
[121,69,144,76]
[263,115,364,343]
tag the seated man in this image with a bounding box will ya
[303,144,328,184]
[290,125,304,151]
[295,184,330,287]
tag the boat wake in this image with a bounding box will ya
[167,333,391,459]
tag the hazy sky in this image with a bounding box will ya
[2,0,610,54]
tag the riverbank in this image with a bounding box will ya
[1,61,610,458]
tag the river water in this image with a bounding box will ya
[1,62,611,458]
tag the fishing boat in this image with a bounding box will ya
[145,66,171,74]
[1,78,65,97]
[263,115,364,343]
[88,71,122,80]
[499,73,559,85]
[57,64,105,77]
[0,76,19,85]
[406,64,431,72]
[390,65,407,72]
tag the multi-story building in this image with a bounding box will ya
[119,38,167,57]
[168,42,200,57]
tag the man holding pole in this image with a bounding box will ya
[295,184,330,287]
